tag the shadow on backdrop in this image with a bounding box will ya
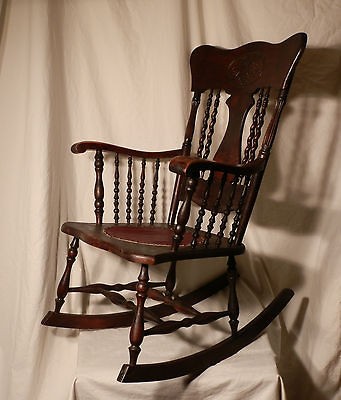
[250,46,340,400]
[253,46,341,235]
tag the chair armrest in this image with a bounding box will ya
[169,156,266,177]
[71,141,182,159]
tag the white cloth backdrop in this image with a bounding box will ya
[0,0,340,399]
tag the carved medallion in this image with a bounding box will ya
[227,52,263,86]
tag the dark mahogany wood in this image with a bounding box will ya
[138,158,146,224]
[113,153,120,223]
[118,289,294,382]
[144,310,229,336]
[42,33,307,383]
[61,222,245,265]
[165,260,176,295]
[150,158,160,224]
[227,256,239,335]
[42,273,229,329]
[55,238,79,312]
[94,150,104,224]
[71,141,182,158]
[129,264,149,365]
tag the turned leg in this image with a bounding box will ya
[55,237,79,313]
[129,264,149,366]
[165,261,177,296]
[227,256,239,335]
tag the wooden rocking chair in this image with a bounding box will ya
[42,33,307,382]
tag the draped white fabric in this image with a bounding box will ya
[0,1,340,399]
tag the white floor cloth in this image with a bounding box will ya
[0,1,340,400]
[74,282,287,400]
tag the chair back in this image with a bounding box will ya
[169,33,307,245]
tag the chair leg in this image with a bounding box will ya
[128,264,149,366]
[54,237,79,313]
[227,256,239,335]
[165,261,176,296]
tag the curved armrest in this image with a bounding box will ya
[169,156,266,177]
[71,141,182,159]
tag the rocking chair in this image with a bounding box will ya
[42,33,307,383]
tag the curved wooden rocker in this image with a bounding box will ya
[118,288,294,383]
[42,33,307,383]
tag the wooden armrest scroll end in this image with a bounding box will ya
[71,141,182,158]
